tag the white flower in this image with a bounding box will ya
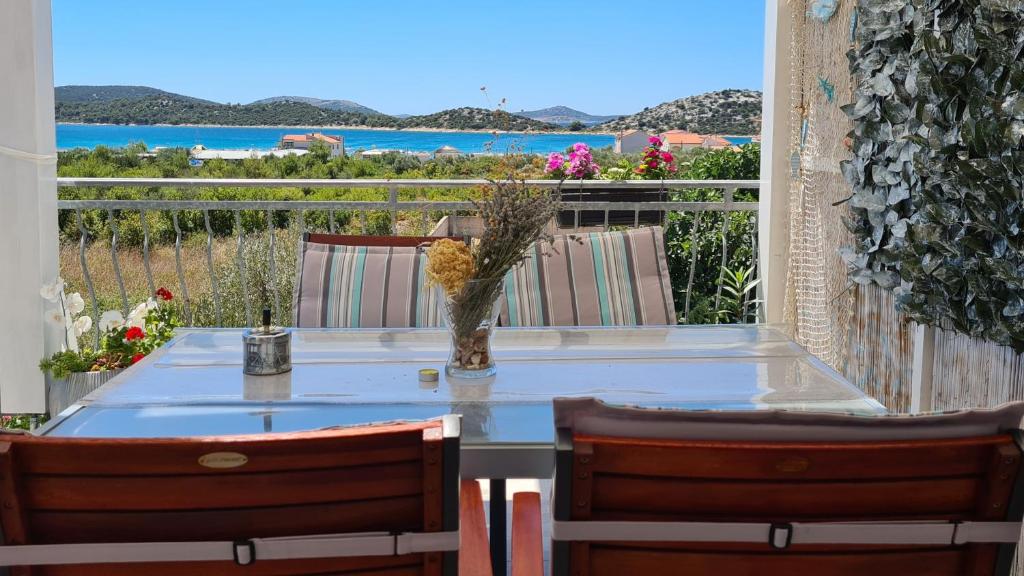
[66,292,85,316]
[127,300,153,328]
[45,309,66,326]
[39,278,65,302]
[99,310,125,333]
[73,315,93,337]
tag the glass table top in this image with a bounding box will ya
[44,326,886,444]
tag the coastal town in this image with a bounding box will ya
[183,128,757,163]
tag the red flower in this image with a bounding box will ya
[125,326,145,341]
[131,353,146,364]
[155,287,173,301]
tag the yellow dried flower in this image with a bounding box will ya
[425,239,475,295]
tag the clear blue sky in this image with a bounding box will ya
[52,0,765,116]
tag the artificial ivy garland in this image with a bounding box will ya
[841,0,1024,349]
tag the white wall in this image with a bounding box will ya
[616,131,650,154]
[758,0,792,325]
[0,0,59,413]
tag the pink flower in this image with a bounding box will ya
[660,152,674,163]
[648,136,663,147]
[545,152,565,174]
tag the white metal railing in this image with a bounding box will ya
[56,178,760,339]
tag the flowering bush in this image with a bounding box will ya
[634,136,678,180]
[544,143,600,179]
[39,283,179,379]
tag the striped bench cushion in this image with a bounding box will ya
[293,241,442,328]
[499,226,676,327]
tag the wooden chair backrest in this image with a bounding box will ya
[0,421,458,576]
[303,233,465,248]
[554,431,1024,576]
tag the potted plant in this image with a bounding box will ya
[425,177,560,378]
[39,281,178,417]
[634,136,678,180]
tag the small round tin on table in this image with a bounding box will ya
[243,327,292,375]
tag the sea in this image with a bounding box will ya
[56,124,755,154]
[57,124,614,155]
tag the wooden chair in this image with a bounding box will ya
[498,227,676,327]
[303,232,465,248]
[293,234,465,328]
[530,398,1024,576]
[0,417,494,576]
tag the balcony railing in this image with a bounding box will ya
[56,178,760,343]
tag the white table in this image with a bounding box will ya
[40,325,884,574]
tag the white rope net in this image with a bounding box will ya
[783,0,857,371]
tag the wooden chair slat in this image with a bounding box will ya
[588,547,966,576]
[305,233,463,247]
[25,460,423,510]
[31,554,424,576]
[591,475,981,518]
[13,424,430,475]
[458,480,492,576]
[511,492,544,576]
[583,435,1004,480]
[29,495,424,543]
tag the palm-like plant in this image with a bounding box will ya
[716,265,761,324]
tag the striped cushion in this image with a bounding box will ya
[500,226,676,327]
[293,241,442,328]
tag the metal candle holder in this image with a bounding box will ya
[243,309,292,376]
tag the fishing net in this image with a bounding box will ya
[782,0,857,371]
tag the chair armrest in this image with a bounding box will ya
[512,492,544,576]
[459,479,493,576]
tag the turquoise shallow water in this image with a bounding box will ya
[56,123,616,154]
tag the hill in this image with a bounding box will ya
[55,94,394,127]
[54,87,557,131]
[250,95,381,115]
[514,106,619,127]
[54,85,215,105]
[395,107,554,132]
[596,89,762,135]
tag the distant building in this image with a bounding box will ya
[356,148,392,159]
[190,149,308,161]
[358,148,431,162]
[433,145,461,158]
[660,130,704,151]
[701,135,733,149]
[614,130,653,154]
[278,132,345,157]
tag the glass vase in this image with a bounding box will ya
[437,278,504,379]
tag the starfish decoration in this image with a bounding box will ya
[818,76,836,103]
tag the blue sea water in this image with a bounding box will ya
[56,124,615,155]
[725,136,754,145]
